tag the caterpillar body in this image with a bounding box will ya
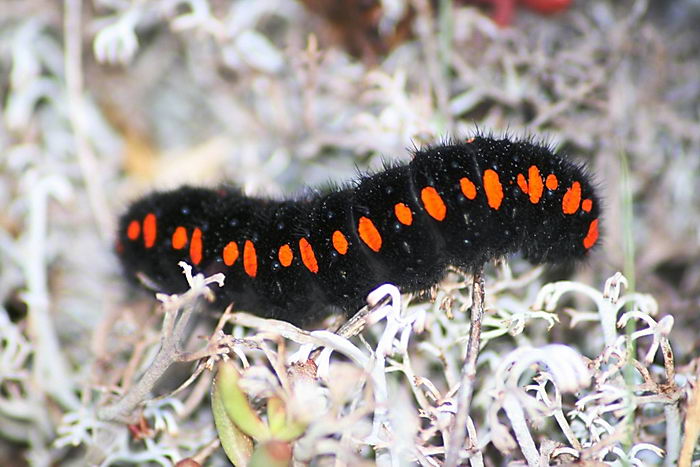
[117,136,601,326]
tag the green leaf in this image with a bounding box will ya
[249,440,292,467]
[211,372,254,466]
[267,396,307,442]
[216,361,271,440]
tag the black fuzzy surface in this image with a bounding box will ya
[117,135,601,326]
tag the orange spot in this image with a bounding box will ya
[223,242,239,266]
[483,169,503,210]
[332,230,349,255]
[299,238,319,273]
[466,137,475,143]
[528,165,544,204]
[127,220,140,240]
[172,226,188,250]
[143,213,157,248]
[243,240,257,277]
[582,199,593,213]
[421,187,446,221]
[358,216,382,252]
[189,227,203,265]
[394,203,413,225]
[546,174,558,190]
[517,173,529,194]
[562,181,582,214]
[331,230,348,255]
[460,177,477,200]
[278,244,293,267]
[583,219,599,249]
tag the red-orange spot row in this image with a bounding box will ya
[299,238,319,273]
[583,219,599,249]
[528,165,543,204]
[190,227,203,265]
[358,216,382,252]
[243,240,257,277]
[483,169,503,210]
[278,244,293,267]
[143,213,157,248]
[127,220,140,240]
[460,177,477,200]
[581,199,593,213]
[394,203,413,225]
[546,174,558,190]
[172,226,188,250]
[223,241,239,266]
[466,137,475,143]
[562,181,582,214]
[332,230,348,255]
[421,186,446,221]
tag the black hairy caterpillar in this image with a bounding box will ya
[117,135,601,326]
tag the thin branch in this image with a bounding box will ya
[446,268,485,467]
[97,267,225,423]
[64,0,114,240]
